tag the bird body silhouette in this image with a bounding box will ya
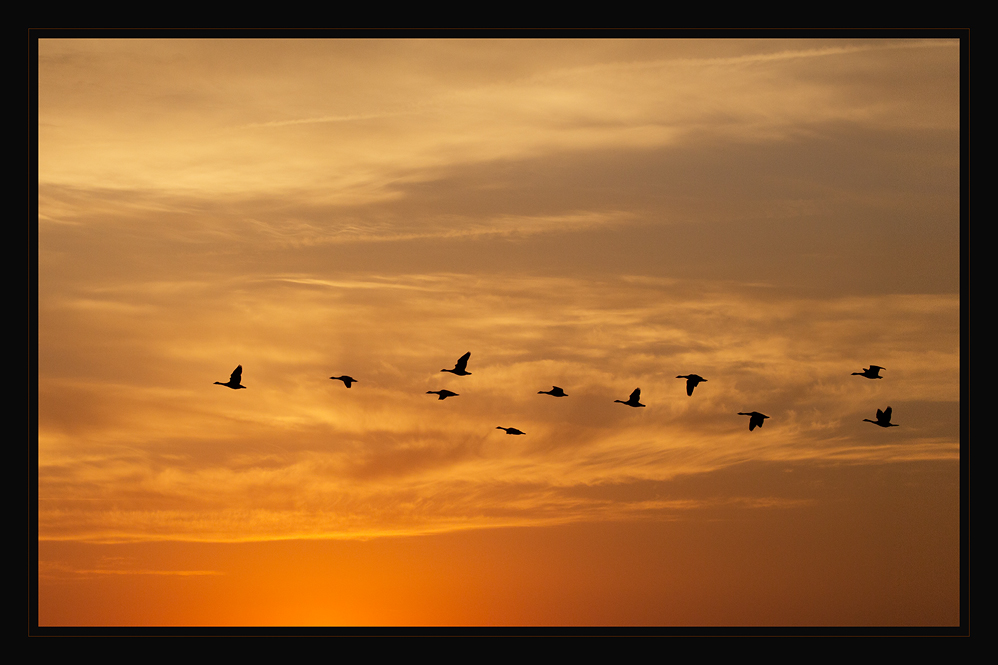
[676,374,707,396]
[615,388,645,407]
[214,365,246,389]
[496,426,525,435]
[864,406,899,427]
[427,390,459,400]
[853,365,885,379]
[738,411,769,431]
[442,352,472,376]
[330,375,357,388]
[538,386,568,397]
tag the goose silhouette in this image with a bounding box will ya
[538,386,568,397]
[330,375,357,388]
[738,411,769,431]
[442,352,472,376]
[676,374,707,396]
[863,406,899,427]
[427,390,459,400]
[496,426,525,435]
[214,365,247,390]
[615,388,645,407]
[852,366,885,379]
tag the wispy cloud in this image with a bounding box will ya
[39,272,958,542]
[40,39,958,199]
[39,558,223,579]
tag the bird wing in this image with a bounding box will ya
[883,406,892,421]
[746,412,766,429]
[686,380,695,396]
[455,352,471,372]
[630,388,641,401]
[230,366,242,383]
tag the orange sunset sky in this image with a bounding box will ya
[36,36,962,627]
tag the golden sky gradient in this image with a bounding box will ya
[37,37,961,627]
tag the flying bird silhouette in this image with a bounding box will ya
[738,411,769,431]
[676,374,707,396]
[442,352,472,376]
[538,386,568,397]
[427,390,459,400]
[852,365,885,379]
[496,426,525,435]
[329,375,357,388]
[863,406,899,427]
[214,365,246,390]
[615,388,645,407]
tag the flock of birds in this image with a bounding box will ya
[214,356,899,433]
